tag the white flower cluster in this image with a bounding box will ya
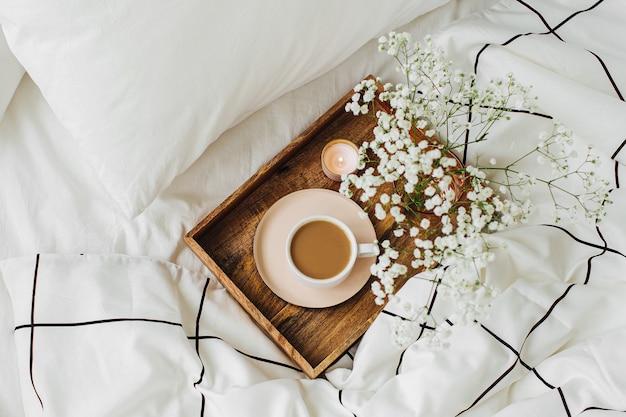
[340,32,613,348]
[534,124,612,222]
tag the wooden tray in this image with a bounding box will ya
[184,77,415,378]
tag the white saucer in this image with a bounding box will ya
[253,189,377,308]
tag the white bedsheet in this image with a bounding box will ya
[2,0,626,416]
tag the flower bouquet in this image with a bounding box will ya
[340,33,612,347]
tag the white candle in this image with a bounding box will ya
[321,139,359,182]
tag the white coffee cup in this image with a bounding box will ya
[285,215,378,289]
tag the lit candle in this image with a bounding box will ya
[321,139,359,182]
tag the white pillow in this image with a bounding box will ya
[0,0,450,217]
[0,26,23,121]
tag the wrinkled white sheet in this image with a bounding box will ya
[3,0,626,416]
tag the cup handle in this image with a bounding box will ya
[356,242,379,258]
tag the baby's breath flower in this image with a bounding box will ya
[339,31,612,349]
[374,203,386,220]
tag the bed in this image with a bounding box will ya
[1,0,625,416]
